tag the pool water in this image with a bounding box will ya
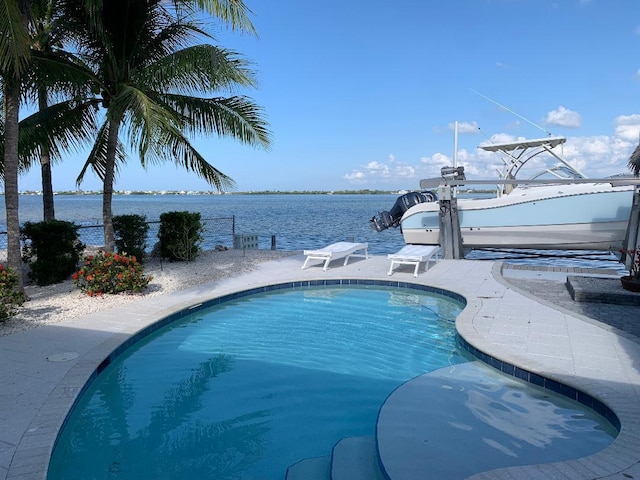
[47,286,615,479]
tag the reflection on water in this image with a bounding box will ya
[467,387,571,449]
[51,354,271,479]
[456,365,617,474]
[380,362,616,479]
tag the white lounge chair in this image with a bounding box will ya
[387,244,439,277]
[302,242,369,271]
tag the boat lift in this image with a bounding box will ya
[425,177,640,260]
[418,136,640,260]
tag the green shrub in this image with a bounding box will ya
[21,220,85,286]
[72,251,152,296]
[158,211,203,261]
[113,214,150,262]
[0,264,25,319]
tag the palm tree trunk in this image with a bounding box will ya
[102,118,120,252]
[38,87,55,221]
[41,155,54,221]
[3,80,24,290]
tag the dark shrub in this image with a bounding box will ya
[0,264,24,319]
[113,214,149,262]
[158,211,203,261]
[21,220,85,285]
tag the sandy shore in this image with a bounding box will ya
[0,249,299,337]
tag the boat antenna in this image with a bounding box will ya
[477,126,492,140]
[470,89,553,137]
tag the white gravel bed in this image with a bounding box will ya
[0,249,298,337]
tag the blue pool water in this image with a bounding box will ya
[47,286,616,479]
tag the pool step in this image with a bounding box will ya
[284,455,330,480]
[331,436,387,480]
[285,364,490,480]
[284,436,386,480]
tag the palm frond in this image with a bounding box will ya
[18,98,100,166]
[139,17,213,65]
[0,0,31,78]
[139,44,256,95]
[160,93,271,148]
[23,50,102,102]
[110,85,181,159]
[181,0,256,36]
[76,119,125,186]
[152,127,237,191]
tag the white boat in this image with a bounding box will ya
[373,136,637,251]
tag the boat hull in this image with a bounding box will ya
[401,185,635,251]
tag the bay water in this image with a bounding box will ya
[0,193,624,270]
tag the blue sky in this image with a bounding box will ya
[18,0,640,192]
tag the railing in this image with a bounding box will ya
[419,177,640,189]
[0,216,237,252]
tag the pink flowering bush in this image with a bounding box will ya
[73,251,152,296]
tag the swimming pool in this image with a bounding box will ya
[47,284,616,479]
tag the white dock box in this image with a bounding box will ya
[233,234,258,249]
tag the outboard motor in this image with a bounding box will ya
[370,191,437,232]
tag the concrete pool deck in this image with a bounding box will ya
[1,254,640,479]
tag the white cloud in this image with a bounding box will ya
[365,161,389,173]
[556,114,640,177]
[345,158,416,185]
[614,114,640,141]
[420,152,453,175]
[344,171,366,183]
[448,121,480,134]
[545,106,582,128]
[344,113,640,189]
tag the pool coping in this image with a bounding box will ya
[2,254,640,479]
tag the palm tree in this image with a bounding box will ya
[30,0,59,221]
[1,0,100,291]
[25,0,108,221]
[0,0,33,289]
[60,0,270,251]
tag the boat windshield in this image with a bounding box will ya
[529,165,584,181]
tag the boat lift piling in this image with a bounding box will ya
[436,167,466,259]
[437,184,465,259]
[622,186,640,268]
[426,175,640,260]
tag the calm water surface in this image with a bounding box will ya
[0,193,625,268]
